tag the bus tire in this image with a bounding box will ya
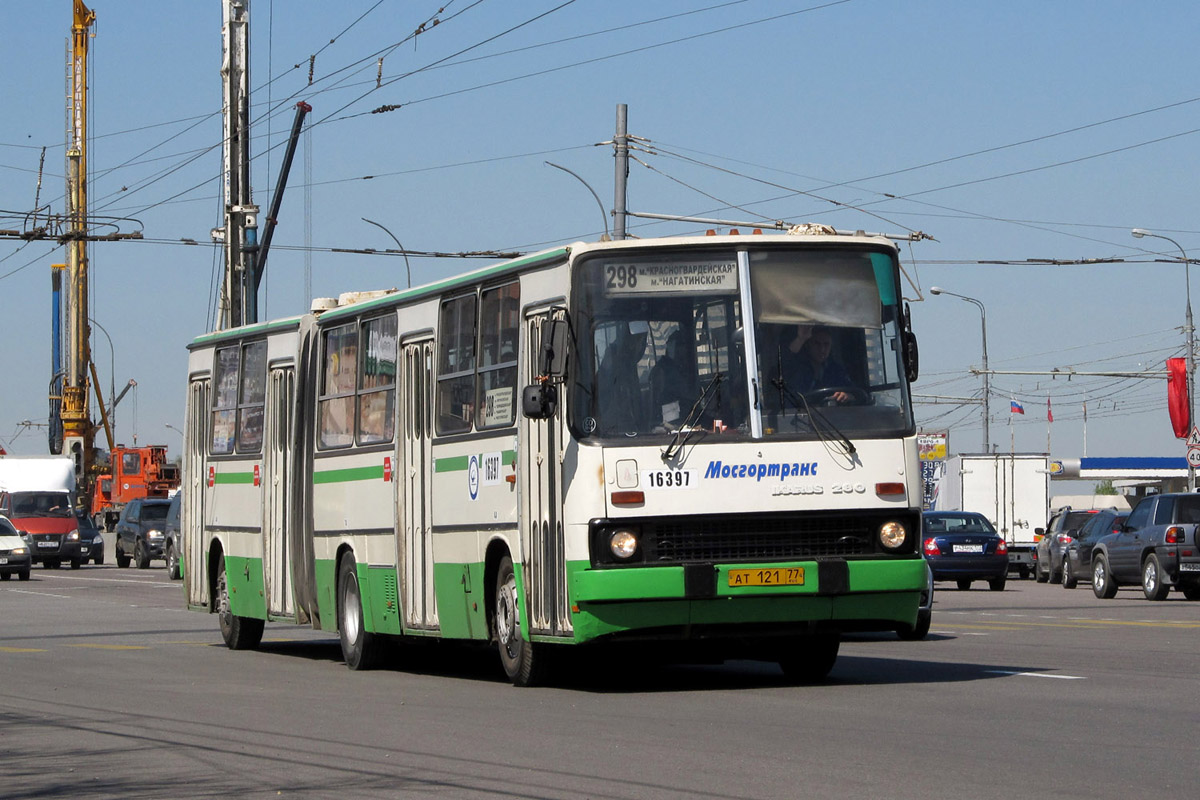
[778,633,840,683]
[495,555,545,687]
[338,554,381,671]
[215,553,264,650]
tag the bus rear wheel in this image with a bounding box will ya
[495,555,545,687]
[338,554,381,670]
[215,553,264,650]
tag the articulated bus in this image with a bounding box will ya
[183,228,925,685]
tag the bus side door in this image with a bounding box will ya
[521,309,570,638]
[401,338,437,629]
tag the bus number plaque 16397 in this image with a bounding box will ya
[643,469,696,489]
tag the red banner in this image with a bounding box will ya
[1167,357,1190,439]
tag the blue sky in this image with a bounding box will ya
[2,0,1199,471]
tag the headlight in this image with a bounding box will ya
[12,547,28,555]
[148,529,163,538]
[609,529,640,560]
[68,531,80,541]
[878,521,908,551]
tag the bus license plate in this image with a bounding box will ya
[728,567,804,587]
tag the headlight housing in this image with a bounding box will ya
[68,531,80,541]
[147,529,163,538]
[12,546,28,555]
[590,522,645,565]
[878,521,908,551]
[609,529,640,560]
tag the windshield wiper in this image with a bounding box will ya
[771,372,856,457]
[661,372,725,461]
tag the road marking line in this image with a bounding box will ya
[0,646,47,653]
[954,619,1200,630]
[986,670,1086,680]
[7,589,73,599]
[65,644,149,650]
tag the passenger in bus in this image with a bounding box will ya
[649,329,698,428]
[596,326,648,433]
[777,325,857,404]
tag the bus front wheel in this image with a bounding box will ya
[495,555,545,687]
[777,633,840,683]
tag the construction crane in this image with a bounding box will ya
[56,0,99,492]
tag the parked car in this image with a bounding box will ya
[74,509,105,565]
[1035,507,1101,583]
[163,492,183,580]
[114,498,172,569]
[922,511,1009,591]
[0,514,32,581]
[896,560,934,639]
[1061,510,1127,588]
[1091,493,1200,600]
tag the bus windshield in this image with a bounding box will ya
[570,245,914,442]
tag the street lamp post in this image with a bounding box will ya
[930,286,990,452]
[362,217,412,289]
[1132,228,1195,491]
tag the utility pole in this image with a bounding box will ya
[214,0,258,329]
[612,104,628,241]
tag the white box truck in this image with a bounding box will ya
[931,453,1048,579]
[0,455,83,568]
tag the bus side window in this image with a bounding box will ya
[358,314,398,444]
[319,324,358,448]
[437,294,477,435]
[476,282,519,429]
[236,340,267,453]
[211,346,240,454]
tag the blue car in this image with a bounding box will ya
[922,511,1009,591]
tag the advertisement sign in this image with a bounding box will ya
[917,431,948,461]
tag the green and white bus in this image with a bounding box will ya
[182,228,925,685]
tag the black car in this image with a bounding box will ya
[163,492,183,580]
[74,509,105,565]
[114,498,172,569]
[1036,508,1102,583]
[1061,511,1126,589]
[1091,493,1200,601]
[922,511,1009,591]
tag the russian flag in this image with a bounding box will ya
[1011,399,1025,415]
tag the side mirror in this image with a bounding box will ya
[902,303,918,382]
[522,384,558,420]
[1034,527,1044,536]
[542,318,569,379]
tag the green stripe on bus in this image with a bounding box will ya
[313,465,385,484]
[435,450,517,473]
[213,472,256,485]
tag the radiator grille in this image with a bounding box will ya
[591,510,918,566]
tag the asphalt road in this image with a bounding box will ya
[2,558,1197,800]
